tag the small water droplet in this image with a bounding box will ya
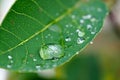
[7,65,12,68]
[36,65,41,69]
[49,25,61,32]
[45,36,48,38]
[53,64,57,67]
[10,60,13,63]
[80,19,84,23]
[87,24,92,30]
[69,24,73,27]
[70,33,73,35]
[90,18,96,22]
[65,24,69,28]
[36,37,39,40]
[76,51,79,54]
[33,58,37,62]
[91,31,96,34]
[97,8,102,12]
[76,29,85,37]
[77,37,85,44]
[90,41,93,44]
[82,14,92,19]
[40,44,64,60]
[48,34,51,36]
[68,54,71,57]
[8,55,12,59]
[71,15,75,19]
[65,37,71,42]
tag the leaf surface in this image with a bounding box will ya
[0,0,108,72]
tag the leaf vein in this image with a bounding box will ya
[0,40,11,48]
[31,0,54,19]
[11,9,45,26]
[0,0,81,55]
[1,27,22,41]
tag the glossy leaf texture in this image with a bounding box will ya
[0,0,108,72]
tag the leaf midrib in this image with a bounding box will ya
[0,0,81,55]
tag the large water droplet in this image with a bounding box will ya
[40,44,64,60]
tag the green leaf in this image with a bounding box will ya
[0,0,108,72]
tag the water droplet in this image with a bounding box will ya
[65,37,71,42]
[76,29,85,37]
[87,24,92,30]
[69,24,73,27]
[36,65,41,69]
[71,15,75,19]
[77,37,85,44]
[70,33,73,35]
[65,24,69,28]
[45,36,48,38]
[90,41,93,44]
[49,25,61,33]
[8,55,12,59]
[80,19,84,23]
[53,64,57,67]
[36,37,39,40]
[82,14,92,19]
[90,18,96,22]
[10,60,14,63]
[97,8,102,12]
[33,58,37,62]
[40,44,64,60]
[76,51,79,54]
[68,54,71,57]
[7,65,12,68]
[91,31,96,34]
